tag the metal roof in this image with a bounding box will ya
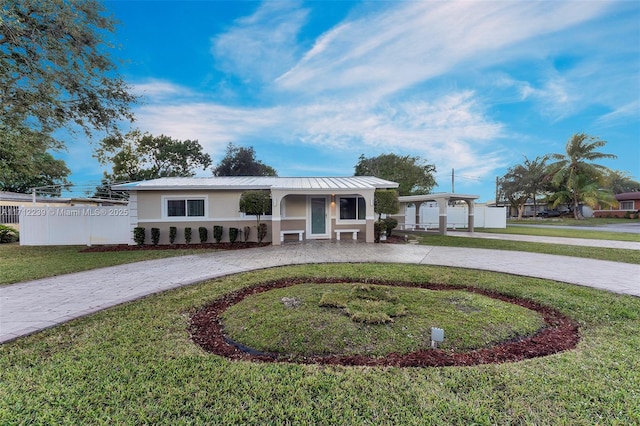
[113,176,398,191]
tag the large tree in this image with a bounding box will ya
[603,170,640,194]
[1,0,136,191]
[94,130,212,184]
[0,126,70,193]
[498,155,549,218]
[212,143,277,176]
[354,153,436,196]
[546,133,616,219]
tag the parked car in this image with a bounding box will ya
[539,209,570,217]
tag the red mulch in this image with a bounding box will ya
[81,242,270,252]
[189,278,580,367]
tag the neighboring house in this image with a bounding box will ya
[113,176,399,245]
[594,192,640,218]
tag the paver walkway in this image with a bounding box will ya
[1,241,639,344]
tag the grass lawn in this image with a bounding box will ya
[483,225,640,242]
[508,218,638,227]
[409,233,640,265]
[0,244,220,285]
[1,263,638,424]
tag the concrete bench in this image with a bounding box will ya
[335,229,359,241]
[280,230,304,242]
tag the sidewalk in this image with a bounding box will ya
[2,242,639,344]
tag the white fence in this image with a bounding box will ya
[402,206,506,229]
[19,206,130,246]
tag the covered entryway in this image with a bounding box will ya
[309,196,330,239]
[396,193,479,235]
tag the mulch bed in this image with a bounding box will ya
[189,278,580,367]
[81,242,271,252]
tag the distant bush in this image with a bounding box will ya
[151,228,160,245]
[213,225,223,243]
[199,227,208,243]
[0,225,19,243]
[243,226,251,242]
[133,227,146,246]
[184,227,192,244]
[169,227,177,244]
[229,227,239,243]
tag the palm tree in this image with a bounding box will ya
[547,133,617,219]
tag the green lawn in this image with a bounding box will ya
[486,224,640,242]
[411,233,640,265]
[508,217,638,227]
[1,264,638,424]
[0,244,220,285]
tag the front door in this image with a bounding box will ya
[309,196,328,238]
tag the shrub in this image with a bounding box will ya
[257,223,267,243]
[229,227,239,243]
[383,217,398,237]
[133,227,146,246]
[199,227,208,243]
[243,226,251,242]
[151,228,160,245]
[213,225,223,243]
[0,224,19,243]
[374,221,386,243]
[184,227,192,244]
[169,226,177,244]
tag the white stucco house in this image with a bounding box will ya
[113,176,399,245]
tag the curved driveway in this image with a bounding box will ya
[1,241,639,344]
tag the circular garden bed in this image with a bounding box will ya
[190,277,580,367]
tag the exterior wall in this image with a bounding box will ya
[135,189,273,244]
[132,188,382,245]
[134,219,265,244]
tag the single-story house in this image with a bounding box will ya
[113,176,399,245]
[594,191,640,218]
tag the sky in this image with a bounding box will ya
[60,0,639,202]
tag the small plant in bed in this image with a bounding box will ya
[215,280,552,362]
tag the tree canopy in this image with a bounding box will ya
[0,126,70,193]
[0,0,136,193]
[94,130,212,184]
[0,0,136,137]
[546,133,617,219]
[212,143,277,177]
[498,156,548,219]
[354,153,436,196]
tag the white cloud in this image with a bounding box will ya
[211,1,308,82]
[275,1,609,100]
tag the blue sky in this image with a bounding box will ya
[61,0,639,202]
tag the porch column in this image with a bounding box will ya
[414,201,422,230]
[365,191,374,243]
[271,193,282,246]
[467,199,475,232]
[438,197,448,235]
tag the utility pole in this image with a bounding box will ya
[451,168,455,193]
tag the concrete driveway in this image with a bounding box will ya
[1,241,639,344]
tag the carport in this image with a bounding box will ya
[397,193,479,235]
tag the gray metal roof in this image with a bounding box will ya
[113,176,398,191]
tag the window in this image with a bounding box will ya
[620,201,634,210]
[165,198,205,218]
[339,196,366,221]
